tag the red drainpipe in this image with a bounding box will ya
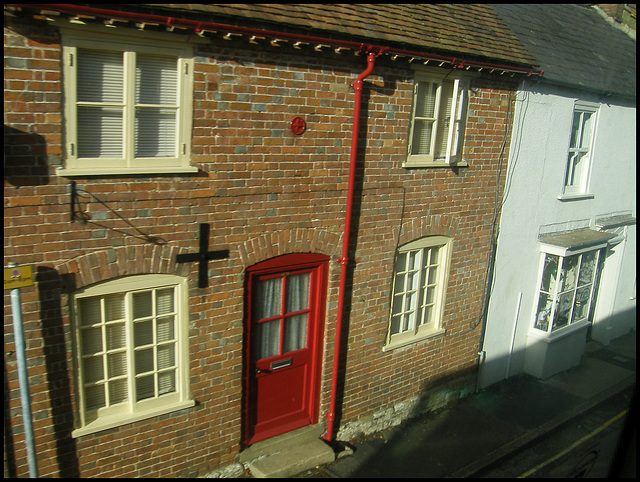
[323,51,377,443]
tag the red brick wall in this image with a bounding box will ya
[4,13,515,478]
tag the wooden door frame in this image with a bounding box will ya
[242,253,329,447]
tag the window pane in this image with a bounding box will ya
[254,278,282,320]
[132,291,153,319]
[85,385,106,411]
[569,111,582,148]
[415,81,437,118]
[106,323,126,350]
[580,112,594,149]
[285,273,310,313]
[156,288,175,315]
[157,316,175,343]
[422,305,434,326]
[157,344,175,370]
[135,348,154,374]
[81,327,103,355]
[135,107,177,157]
[255,319,280,360]
[107,352,127,378]
[560,255,579,291]
[77,106,124,158]
[158,370,176,396]
[283,314,307,353]
[534,293,553,331]
[572,286,592,322]
[108,379,128,405]
[134,320,153,347]
[540,254,559,293]
[78,298,101,326]
[553,291,574,331]
[578,251,598,286]
[136,375,155,401]
[104,294,125,321]
[135,54,177,105]
[83,356,104,383]
[411,119,434,155]
[390,315,401,335]
[77,49,123,103]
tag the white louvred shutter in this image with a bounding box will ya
[76,49,124,158]
[135,54,179,158]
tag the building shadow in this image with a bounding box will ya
[34,267,80,477]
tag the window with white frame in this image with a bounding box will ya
[405,72,469,167]
[60,30,195,176]
[71,274,192,436]
[384,236,452,349]
[562,102,598,195]
[533,248,603,334]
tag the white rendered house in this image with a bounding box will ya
[479,4,636,387]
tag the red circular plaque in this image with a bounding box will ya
[290,117,306,135]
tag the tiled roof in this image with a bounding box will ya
[492,4,636,98]
[141,3,539,68]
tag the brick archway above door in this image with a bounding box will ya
[237,228,341,269]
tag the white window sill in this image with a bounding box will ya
[527,318,591,344]
[56,166,199,177]
[71,399,195,438]
[557,193,594,202]
[382,327,445,352]
[403,160,468,169]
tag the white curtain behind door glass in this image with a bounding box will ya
[254,277,282,360]
[283,273,310,352]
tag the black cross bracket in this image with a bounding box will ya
[176,223,230,288]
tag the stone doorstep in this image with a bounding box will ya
[239,424,336,478]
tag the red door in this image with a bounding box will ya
[244,253,328,446]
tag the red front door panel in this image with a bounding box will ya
[245,254,328,446]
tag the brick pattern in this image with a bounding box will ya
[4,13,515,478]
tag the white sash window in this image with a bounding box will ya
[406,73,469,167]
[60,30,196,176]
[71,275,193,437]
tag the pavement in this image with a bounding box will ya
[294,330,636,478]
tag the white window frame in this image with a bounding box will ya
[71,274,193,437]
[58,28,197,176]
[560,101,599,198]
[530,243,605,341]
[383,236,452,351]
[404,71,470,168]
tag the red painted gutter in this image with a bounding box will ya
[10,4,544,76]
[324,50,378,443]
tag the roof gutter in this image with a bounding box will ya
[9,4,544,76]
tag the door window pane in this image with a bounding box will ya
[254,277,282,320]
[255,319,280,360]
[283,314,308,353]
[285,273,310,313]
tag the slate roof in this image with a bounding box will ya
[492,4,636,98]
[138,3,539,68]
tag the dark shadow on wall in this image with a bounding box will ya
[35,267,80,477]
[4,125,54,187]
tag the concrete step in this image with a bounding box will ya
[239,424,336,478]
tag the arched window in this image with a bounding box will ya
[71,274,193,437]
[384,236,452,350]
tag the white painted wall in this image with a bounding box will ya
[478,81,636,389]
